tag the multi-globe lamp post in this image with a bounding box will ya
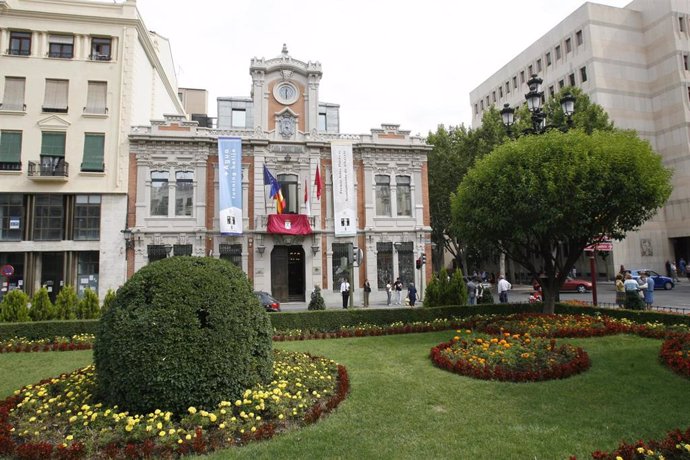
[498,75,599,305]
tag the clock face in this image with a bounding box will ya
[275,83,297,104]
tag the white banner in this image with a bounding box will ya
[330,140,356,236]
[218,137,243,235]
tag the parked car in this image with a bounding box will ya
[254,291,281,312]
[628,269,674,290]
[533,277,592,293]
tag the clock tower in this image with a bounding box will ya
[249,44,323,138]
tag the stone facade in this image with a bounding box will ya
[470,0,690,276]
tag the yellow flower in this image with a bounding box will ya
[186,434,192,440]
[187,406,197,414]
[65,435,74,441]
[209,413,217,422]
[159,431,166,437]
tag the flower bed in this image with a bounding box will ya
[0,335,95,353]
[0,350,349,459]
[659,333,690,379]
[430,329,590,383]
[589,427,690,459]
[459,313,629,338]
[273,318,463,341]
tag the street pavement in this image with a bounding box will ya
[279,280,690,314]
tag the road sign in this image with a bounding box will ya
[1,264,14,277]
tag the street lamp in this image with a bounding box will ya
[501,74,576,136]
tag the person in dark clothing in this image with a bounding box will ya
[407,283,417,307]
[340,278,350,308]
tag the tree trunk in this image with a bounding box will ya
[541,286,557,314]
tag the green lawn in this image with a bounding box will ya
[2,332,689,459]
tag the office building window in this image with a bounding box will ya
[43,79,69,113]
[569,73,576,86]
[9,31,31,56]
[546,52,552,66]
[505,82,510,94]
[0,131,22,170]
[565,38,572,53]
[474,103,478,115]
[48,34,74,59]
[513,76,517,89]
[480,100,484,111]
[81,134,104,172]
[173,244,192,256]
[396,176,412,217]
[680,16,686,32]
[492,91,496,103]
[318,112,327,130]
[558,79,565,89]
[0,194,23,241]
[231,109,246,128]
[376,242,393,289]
[33,194,64,241]
[520,71,525,84]
[85,81,107,114]
[375,175,391,216]
[150,171,169,216]
[528,65,533,76]
[537,59,542,72]
[175,171,193,216]
[580,67,588,82]
[549,86,555,98]
[498,87,503,98]
[556,45,562,59]
[684,55,689,71]
[74,195,101,240]
[332,242,352,291]
[576,30,583,46]
[77,252,99,297]
[485,96,489,106]
[1,77,26,111]
[90,37,111,60]
[277,174,298,214]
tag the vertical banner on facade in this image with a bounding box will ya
[330,140,356,236]
[218,137,243,235]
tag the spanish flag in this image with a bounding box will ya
[263,164,286,214]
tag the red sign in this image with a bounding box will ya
[584,242,613,252]
[0,264,14,277]
[266,214,313,235]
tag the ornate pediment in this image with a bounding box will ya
[36,115,71,130]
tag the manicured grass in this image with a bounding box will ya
[2,333,688,459]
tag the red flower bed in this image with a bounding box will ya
[460,313,628,338]
[659,333,690,379]
[588,427,690,459]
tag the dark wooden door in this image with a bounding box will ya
[271,246,289,302]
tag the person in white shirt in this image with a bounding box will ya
[497,275,512,303]
[340,278,350,309]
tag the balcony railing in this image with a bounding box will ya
[0,162,21,171]
[255,214,317,231]
[89,53,111,61]
[83,106,108,115]
[42,106,68,113]
[28,157,69,179]
[7,48,30,56]
[47,51,73,59]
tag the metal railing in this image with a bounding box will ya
[28,158,69,178]
[0,162,21,171]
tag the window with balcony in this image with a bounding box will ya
[43,79,69,113]
[150,171,169,216]
[90,37,111,60]
[85,81,107,114]
[277,174,298,214]
[9,31,31,56]
[48,35,74,59]
[375,175,391,216]
[396,176,412,217]
[81,134,104,172]
[231,108,246,128]
[1,77,26,111]
[175,171,193,216]
[40,132,66,176]
[73,195,100,240]
[0,131,22,171]
[0,194,24,241]
[33,194,64,240]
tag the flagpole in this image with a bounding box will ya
[263,162,268,216]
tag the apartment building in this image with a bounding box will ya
[470,0,690,274]
[128,46,432,305]
[0,0,184,301]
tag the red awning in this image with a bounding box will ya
[266,214,312,235]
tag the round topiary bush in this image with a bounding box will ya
[94,257,273,414]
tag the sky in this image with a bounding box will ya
[135,0,631,136]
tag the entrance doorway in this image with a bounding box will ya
[270,245,305,302]
[41,252,64,303]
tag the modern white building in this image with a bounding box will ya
[0,0,184,301]
[470,0,690,276]
[128,46,432,306]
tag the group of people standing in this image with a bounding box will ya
[615,269,654,309]
[339,277,417,308]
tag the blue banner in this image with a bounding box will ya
[218,137,243,235]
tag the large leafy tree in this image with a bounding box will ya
[427,108,506,270]
[451,129,672,313]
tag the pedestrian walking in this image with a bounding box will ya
[394,277,403,305]
[497,275,512,303]
[386,281,392,306]
[615,274,625,308]
[679,257,687,277]
[407,283,417,307]
[363,279,371,307]
[643,271,654,309]
[467,277,477,305]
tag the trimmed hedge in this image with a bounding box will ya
[94,257,273,414]
[3,303,689,341]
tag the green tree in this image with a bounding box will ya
[1,290,30,322]
[54,285,78,320]
[427,108,507,270]
[101,288,116,314]
[452,129,672,313]
[308,285,326,310]
[78,288,101,319]
[422,267,468,307]
[29,287,54,321]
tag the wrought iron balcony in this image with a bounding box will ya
[0,162,21,171]
[28,156,69,179]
